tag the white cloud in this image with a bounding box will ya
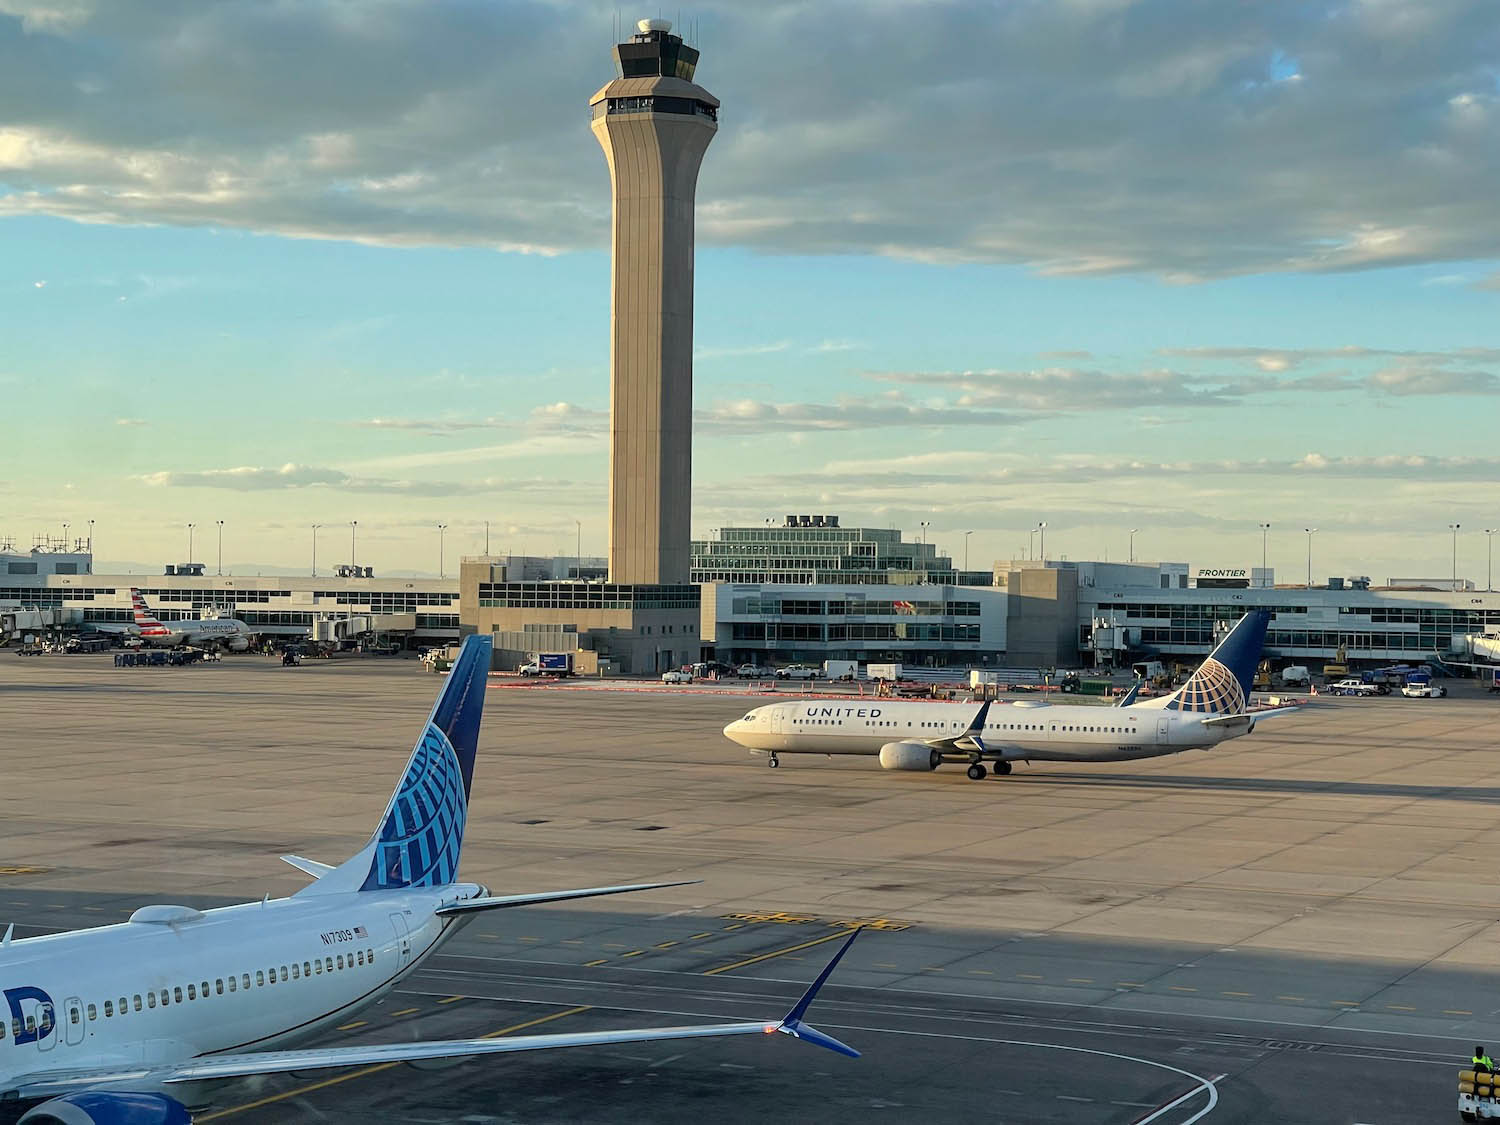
[114,417,146,426]
[138,461,598,498]
[1,1,1497,277]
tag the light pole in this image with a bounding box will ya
[87,518,94,569]
[484,520,490,556]
[1129,527,1139,563]
[216,519,224,575]
[438,523,447,579]
[1449,523,1461,590]
[350,520,358,571]
[1485,528,1496,592]
[1037,521,1047,562]
[187,522,195,564]
[575,519,582,580]
[62,522,69,551]
[1259,522,1271,587]
[1303,527,1317,589]
[311,524,321,577]
[964,529,973,572]
[1028,527,1038,560]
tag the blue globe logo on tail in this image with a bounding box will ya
[361,723,468,890]
[361,635,491,891]
[1164,611,1269,715]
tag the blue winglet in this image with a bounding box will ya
[962,700,991,752]
[776,927,861,1058]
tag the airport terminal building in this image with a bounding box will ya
[6,544,1497,674]
[0,549,461,645]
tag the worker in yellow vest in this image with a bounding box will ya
[1473,1045,1494,1073]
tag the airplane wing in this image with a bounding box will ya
[435,880,699,916]
[6,929,861,1102]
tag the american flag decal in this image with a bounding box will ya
[354,925,367,938]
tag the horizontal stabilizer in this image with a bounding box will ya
[1201,704,1305,727]
[435,880,699,917]
[281,855,334,880]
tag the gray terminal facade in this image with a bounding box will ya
[590,19,718,585]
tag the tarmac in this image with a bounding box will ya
[2,652,1498,1122]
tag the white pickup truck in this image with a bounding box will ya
[775,664,819,680]
[1328,678,1378,697]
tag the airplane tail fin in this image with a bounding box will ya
[1162,611,1269,715]
[130,588,169,635]
[354,633,491,892]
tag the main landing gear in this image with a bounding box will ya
[967,760,1013,780]
[767,753,780,769]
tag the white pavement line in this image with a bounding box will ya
[1133,1072,1224,1125]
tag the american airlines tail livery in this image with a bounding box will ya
[723,610,1301,779]
[0,635,858,1123]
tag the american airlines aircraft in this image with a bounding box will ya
[723,610,1299,779]
[113,588,254,651]
[0,635,858,1123]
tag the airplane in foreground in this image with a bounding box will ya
[723,610,1301,779]
[99,588,254,651]
[0,635,859,1124]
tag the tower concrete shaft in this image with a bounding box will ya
[590,18,718,585]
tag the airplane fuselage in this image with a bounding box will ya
[138,620,252,649]
[723,699,1233,764]
[0,884,484,1105]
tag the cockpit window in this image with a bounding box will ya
[743,714,755,722]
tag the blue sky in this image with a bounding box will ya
[2,1,1498,581]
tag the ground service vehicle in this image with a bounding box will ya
[866,663,903,682]
[736,663,770,678]
[1130,659,1169,686]
[776,664,819,680]
[1458,1065,1499,1119]
[824,660,858,681]
[1328,678,1377,696]
[519,653,572,676]
[1279,665,1311,687]
[1401,673,1447,698]
[661,669,692,683]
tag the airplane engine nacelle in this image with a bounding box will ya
[227,636,251,652]
[878,741,941,772]
[20,1091,193,1124]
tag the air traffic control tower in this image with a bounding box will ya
[589,18,719,585]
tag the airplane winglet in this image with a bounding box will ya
[2,923,11,947]
[952,700,991,753]
[1115,680,1143,707]
[776,926,861,1058]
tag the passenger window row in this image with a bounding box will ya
[5,947,378,1035]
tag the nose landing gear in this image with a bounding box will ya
[767,753,780,769]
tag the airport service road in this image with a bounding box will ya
[1,655,1498,1119]
[0,891,1458,1123]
